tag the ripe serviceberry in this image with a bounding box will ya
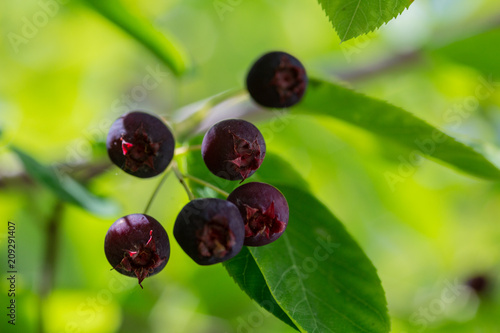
[104,214,170,288]
[107,111,175,178]
[201,119,265,181]
[246,51,307,108]
[174,198,245,265]
[227,182,289,246]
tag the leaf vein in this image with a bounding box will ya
[306,290,373,333]
[342,0,362,42]
[283,234,319,331]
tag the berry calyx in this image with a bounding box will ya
[246,51,308,108]
[227,182,289,246]
[243,201,284,239]
[104,214,170,288]
[107,111,175,178]
[197,214,236,258]
[201,119,266,181]
[174,198,245,265]
[120,124,160,172]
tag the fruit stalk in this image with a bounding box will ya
[183,174,229,197]
[172,162,195,201]
[143,163,173,215]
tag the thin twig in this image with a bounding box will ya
[184,174,229,198]
[336,50,422,82]
[0,161,111,188]
[143,163,173,214]
[172,162,195,200]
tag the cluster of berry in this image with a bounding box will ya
[104,51,307,287]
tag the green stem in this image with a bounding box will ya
[174,144,202,156]
[174,88,248,141]
[172,162,195,200]
[143,163,173,214]
[184,174,229,198]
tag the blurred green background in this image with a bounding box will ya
[1,0,500,332]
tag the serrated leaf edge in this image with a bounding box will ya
[317,0,413,42]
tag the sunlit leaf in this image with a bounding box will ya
[80,0,190,76]
[317,0,413,42]
[224,247,299,331]
[187,143,389,332]
[295,79,500,180]
[247,185,390,332]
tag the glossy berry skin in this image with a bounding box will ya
[107,111,175,178]
[104,214,170,288]
[246,51,308,108]
[202,119,266,181]
[174,198,245,265]
[227,182,289,246]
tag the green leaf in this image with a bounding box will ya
[295,78,500,180]
[317,0,413,42]
[186,142,389,332]
[247,185,390,332]
[11,147,119,216]
[80,0,189,76]
[434,28,500,78]
[223,247,300,331]
[250,154,310,192]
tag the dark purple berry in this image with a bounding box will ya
[201,119,266,181]
[104,214,170,288]
[107,111,175,178]
[174,198,245,265]
[466,275,491,295]
[227,182,288,246]
[246,51,308,108]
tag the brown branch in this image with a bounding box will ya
[0,161,111,189]
[38,200,65,333]
[40,200,64,297]
[336,50,424,82]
